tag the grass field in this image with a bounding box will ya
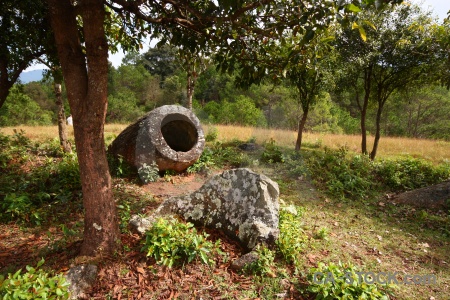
[1,124,449,163]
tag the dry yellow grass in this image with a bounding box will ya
[1,124,449,163]
[206,124,450,163]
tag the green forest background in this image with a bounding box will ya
[3,47,449,141]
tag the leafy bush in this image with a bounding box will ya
[138,162,160,184]
[211,141,247,167]
[307,262,393,300]
[205,126,219,142]
[0,259,69,299]
[0,134,82,225]
[141,218,219,267]
[375,157,450,192]
[203,96,267,127]
[0,194,34,223]
[0,86,53,126]
[187,147,215,174]
[244,245,275,276]
[306,147,375,199]
[276,205,307,268]
[106,91,144,123]
[261,139,284,163]
[108,154,135,178]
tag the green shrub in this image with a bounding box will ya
[306,147,375,199]
[307,261,394,300]
[138,162,159,183]
[205,126,219,142]
[244,245,275,276]
[375,157,450,192]
[0,259,69,299]
[108,154,134,178]
[141,218,220,267]
[187,147,215,174]
[0,193,34,223]
[0,86,53,126]
[276,205,307,268]
[211,141,247,167]
[261,139,284,163]
[0,136,82,225]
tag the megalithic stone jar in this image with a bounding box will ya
[108,105,205,175]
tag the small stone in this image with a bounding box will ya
[65,264,98,300]
[230,251,259,271]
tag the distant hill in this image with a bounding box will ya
[19,69,45,83]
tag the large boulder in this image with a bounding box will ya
[108,105,205,175]
[130,168,280,250]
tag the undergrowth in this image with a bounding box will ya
[0,259,69,299]
[141,218,221,268]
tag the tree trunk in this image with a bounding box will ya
[370,101,384,160]
[295,107,309,151]
[46,0,119,257]
[360,103,368,155]
[187,73,194,110]
[54,82,71,153]
[0,59,26,109]
[360,67,372,155]
[0,70,14,109]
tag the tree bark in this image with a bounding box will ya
[370,100,384,160]
[295,107,309,151]
[187,72,194,110]
[54,82,71,153]
[360,66,372,155]
[46,0,119,257]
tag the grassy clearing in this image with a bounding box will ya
[1,124,449,299]
[1,124,449,163]
[207,124,450,164]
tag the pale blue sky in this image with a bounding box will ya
[419,0,450,21]
[25,1,450,71]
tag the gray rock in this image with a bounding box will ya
[132,168,280,250]
[230,251,259,271]
[238,143,260,151]
[65,264,97,300]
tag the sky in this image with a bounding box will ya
[24,0,450,72]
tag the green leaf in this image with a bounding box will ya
[347,4,362,13]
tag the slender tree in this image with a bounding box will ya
[336,3,442,159]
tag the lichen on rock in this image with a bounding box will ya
[131,168,280,250]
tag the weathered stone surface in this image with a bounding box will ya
[230,251,259,271]
[65,264,98,300]
[393,180,450,210]
[108,105,205,177]
[238,143,260,152]
[130,168,280,250]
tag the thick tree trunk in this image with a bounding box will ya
[295,107,309,151]
[0,72,14,109]
[0,58,27,109]
[46,0,119,257]
[54,83,71,153]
